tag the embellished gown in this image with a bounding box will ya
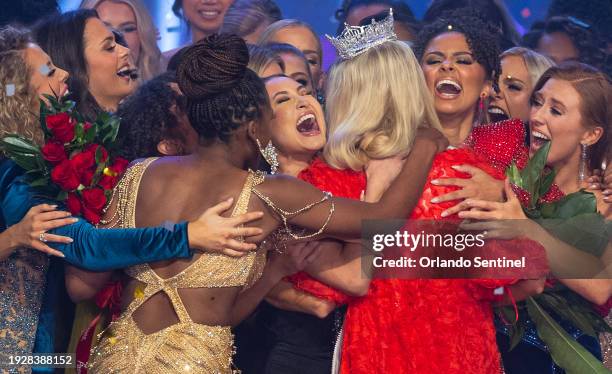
[288,119,547,373]
[0,158,196,373]
[88,159,269,373]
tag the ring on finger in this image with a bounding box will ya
[39,232,48,242]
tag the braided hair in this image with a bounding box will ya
[176,34,269,143]
[414,8,501,85]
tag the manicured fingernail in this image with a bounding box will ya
[227,197,234,202]
[451,165,461,170]
[431,179,440,185]
[440,210,448,217]
[71,218,79,223]
[457,211,466,218]
[51,205,58,208]
[59,253,65,258]
[590,184,599,189]
[431,197,440,203]
[67,238,73,243]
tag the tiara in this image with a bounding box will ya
[326,8,397,60]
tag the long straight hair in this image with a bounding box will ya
[34,9,102,121]
[79,0,162,81]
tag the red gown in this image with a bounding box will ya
[290,120,552,373]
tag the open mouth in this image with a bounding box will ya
[488,105,509,123]
[531,130,551,148]
[117,66,139,80]
[296,113,320,136]
[435,79,462,98]
[198,10,221,20]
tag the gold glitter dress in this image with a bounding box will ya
[88,158,267,374]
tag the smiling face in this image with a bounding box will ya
[182,0,233,40]
[264,76,326,158]
[489,55,533,122]
[529,78,602,168]
[83,17,136,109]
[268,26,322,88]
[24,44,70,111]
[95,0,141,64]
[421,32,490,120]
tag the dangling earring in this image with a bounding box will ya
[256,139,279,174]
[578,143,588,182]
[475,94,488,126]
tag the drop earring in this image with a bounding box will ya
[256,139,279,174]
[578,143,588,182]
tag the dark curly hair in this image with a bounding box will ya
[422,0,520,49]
[116,72,185,160]
[413,8,501,84]
[522,16,610,77]
[176,33,269,143]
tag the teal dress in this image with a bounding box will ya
[0,159,194,373]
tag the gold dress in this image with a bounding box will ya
[88,158,267,373]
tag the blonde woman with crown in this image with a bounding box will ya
[272,11,547,374]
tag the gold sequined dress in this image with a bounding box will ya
[88,158,267,373]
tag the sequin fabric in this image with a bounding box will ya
[0,249,49,374]
[88,159,267,373]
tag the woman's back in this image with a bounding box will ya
[117,156,269,332]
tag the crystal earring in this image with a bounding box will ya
[256,139,279,174]
[578,143,588,182]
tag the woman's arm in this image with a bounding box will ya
[2,176,264,270]
[229,242,321,325]
[65,265,116,302]
[258,130,447,239]
[304,241,371,297]
[265,281,337,318]
[1,204,75,260]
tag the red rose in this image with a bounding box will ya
[41,141,67,164]
[83,205,101,224]
[70,150,96,171]
[45,112,75,143]
[80,168,96,187]
[83,122,93,132]
[66,192,82,215]
[82,188,107,210]
[85,144,108,163]
[98,175,116,190]
[51,159,80,191]
[110,157,129,175]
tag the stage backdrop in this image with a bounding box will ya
[60,0,551,57]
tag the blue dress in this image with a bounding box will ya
[0,159,194,373]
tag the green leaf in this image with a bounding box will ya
[541,191,597,219]
[526,297,610,374]
[506,163,523,187]
[30,177,50,187]
[538,168,556,199]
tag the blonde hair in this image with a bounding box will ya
[220,0,281,39]
[324,41,441,170]
[258,19,322,66]
[0,26,42,147]
[500,47,555,87]
[80,0,161,81]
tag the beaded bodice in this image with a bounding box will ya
[111,158,267,320]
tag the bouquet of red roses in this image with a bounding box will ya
[0,95,128,224]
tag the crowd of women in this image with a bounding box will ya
[0,0,611,373]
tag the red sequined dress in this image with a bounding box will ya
[290,120,558,373]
